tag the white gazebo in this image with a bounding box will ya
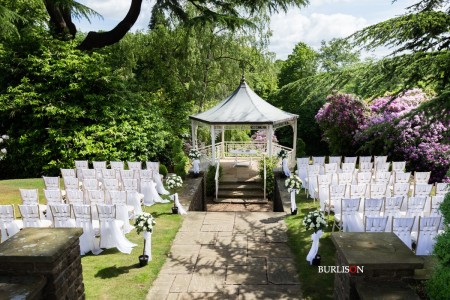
[189,76,298,166]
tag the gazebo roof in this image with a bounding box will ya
[189,77,298,125]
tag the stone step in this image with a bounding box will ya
[219,183,263,191]
[213,198,268,204]
[217,190,264,198]
[220,180,262,185]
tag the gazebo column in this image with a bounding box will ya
[268,125,273,157]
[210,125,216,164]
[291,119,298,166]
[191,120,198,149]
[221,125,225,158]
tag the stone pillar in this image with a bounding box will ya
[0,228,84,300]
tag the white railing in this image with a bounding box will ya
[263,154,266,200]
[214,160,220,201]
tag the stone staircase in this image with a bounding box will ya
[214,181,267,204]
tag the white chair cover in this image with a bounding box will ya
[64,177,80,191]
[356,172,372,185]
[318,184,330,212]
[392,161,406,172]
[306,230,323,265]
[329,156,341,165]
[435,182,449,195]
[282,158,291,177]
[296,163,308,188]
[392,216,414,249]
[324,163,338,174]
[414,183,432,197]
[341,163,355,174]
[120,170,135,181]
[126,190,144,215]
[127,161,142,172]
[102,169,117,180]
[394,172,411,183]
[74,160,89,169]
[312,156,325,165]
[359,162,373,173]
[341,198,364,232]
[173,193,187,215]
[19,205,52,228]
[66,189,84,205]
[430,196,444,217]
[414,171,430,184]
[110,161,125,172]
[384,196,404,231]
[416,216,441,255]
[97,204,136,254]
[122,178,139,192]
[43,176,60,190]
[153,170,169,195]
[344,157,357,164]
[0,205,22,242]
[365,216,388,232]
[82,169,96,180]
[72,204,102,255]
[370,183,387,198]
[109,191,134,234]
[364,198,383,217]
[50,204,75,228]
[141,178,169,206]
[61,168,76,178]
[374,156,387,164]
[19,189,39,205]
[193,159,200,173]
[350,184,367,199]
[358,156,372,163]
[375,162,390,172]
[327,184,346,213]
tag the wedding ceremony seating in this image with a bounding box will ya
[18,204,52,228]
[0,204,23,242]
[364,216,388,232]
[43,176,60,190]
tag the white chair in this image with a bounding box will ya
[338,172,353,185]
[60,168,76,178]
[324,163,338,174]
[335,198,364,232]
[392,216,415,249]
[392,161,406,173]
[19,188,39,205]
[415,216,441,255]
[349,184,367,199]
[43,176,60,190]
[140,177,168,206]
[0,205,23,242]
[375,162,390,172]
[365,216,388,232]
[435,182,449,195]
[356,172,372,185]
[306,174,319,199]
[373,171,391,185]
[394,172,411,183]
[297,157,310,165]
[146,161,160,172]
[312,156,325,166]
[406,196,427,231]
[414,183,432,197]
[341,163,355,174]
[93,161,107,170]
[305,164,320,196]
[110,161,125,171]
[72,204,102,255]
[120,170,135,181]
[18,205,52,228]
[64,177,80,191]
[296,159,309,187]
[81,169,96,180]
[393,182,410,197]
[326,184,346,215]
[384,196,404,231]
[414,171,430,184]
[430,195,445,217]
[103,179,120,192]
[101,169,117,180]
[127,161,142,172]
[75,160,89,169]
[358,162,373,173]
[49,204,75,228]
[359,156,372,163]
[314,174,333,204]
[66,190,85,205]
[329,156,341,166]
[126,190,143,215]
[344,157,357,165]
[96,204,136,254]
[369,183,387,198]
[374,156,387,165]
[82,179,100,191]
[122,178,139,192]
[88,190,105,207]
[44,190,63,220]
[109,191,134,234]
[364,198,383,217]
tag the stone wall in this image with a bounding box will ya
[179,172,205,211]
[0,228,84,300]
[273,171,290,213]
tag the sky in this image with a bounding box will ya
[75,0,418,60]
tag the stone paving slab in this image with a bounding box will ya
[146,212,301,300]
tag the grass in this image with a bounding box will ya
[0,179,182,300]
[285,191,336,300]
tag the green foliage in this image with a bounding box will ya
[318,38,360,73]
[258,156,278,199]
[278,42,318,88]
[159,164,168,178]
[426,264,450,300]
[206,164,223,196]
[167,140,188,177]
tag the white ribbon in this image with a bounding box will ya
[193,159,200,174]
[143,231,152,260]
[290,189,297,211]
[172,193,187,215]
[153,171,170,195]
[306,229,323,265]
[282,158,291,177]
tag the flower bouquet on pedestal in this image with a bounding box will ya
[188,149,202,177]
[166,174,183,214]
[0,134,9,160]
[303,210,327,266]
[278,149,290,177]
[134,212,156,267]
[285,175,302,215]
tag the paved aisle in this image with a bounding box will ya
[147,212,302,300]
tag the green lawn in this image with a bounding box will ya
[285,191,336,300]
[0,179,182,300]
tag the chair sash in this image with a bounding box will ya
[365,216,388,232]
[392,217,414,249]
[416,216,441,255]
[72,204,102,255]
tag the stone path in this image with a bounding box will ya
[146,212,302,300]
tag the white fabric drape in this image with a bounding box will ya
[141,180,169,206]
[306,230,323,265]
[282,158,291,177]
[143,231,152,260]
[153,171,170,195]
[126,191,143,215]
[76,220,102,255]
[0,221,21,242]
[173,193,187,215]
[290,190,297,212]
[99,219,137,254]
[416,217,440,255]
[392,217,414,249]
[193,159,200,174]
[115,204,134,234]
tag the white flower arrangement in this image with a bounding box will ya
[285,175,302,194]
[134,212,156,234]
[278,149,288,159]
[302,210,327,233]
[0,134,8,160]
[166,174,183,191]
[188,148,201,160]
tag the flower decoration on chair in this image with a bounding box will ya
[188,148,201,160]
[303,211,327,233]
[134,212,156,234]
[278,149,288,160]
[285,175,302,194]
[0,134,9,160]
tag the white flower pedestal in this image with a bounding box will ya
[290,189,298,215]
[143,231,152,260]
[282,158,291,177]
[306,229,323,265]
[192,159,200,174]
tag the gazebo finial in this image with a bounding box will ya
[240,74,246,84]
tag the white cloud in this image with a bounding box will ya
[269,10,367,59]
[309,0,353,6]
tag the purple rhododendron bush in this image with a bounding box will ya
[316,90,449,183]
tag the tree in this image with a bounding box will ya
[278,42,318,87]
[318,38,360,72]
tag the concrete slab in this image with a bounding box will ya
[267,257,300,284]
[201,223,234,232]
[188,262,226,293]
[247,242,295,258]
[170,274,193,293]
[146,274,176,300]
[226,258,267,285]
[238,284,302,300]
[173,232,217,245]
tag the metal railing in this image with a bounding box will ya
[263,154,266,200]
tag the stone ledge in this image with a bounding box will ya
[356,281,420,300]
[0,275,46,300]
[179,172,205,211]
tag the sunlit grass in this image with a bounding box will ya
[0,179,182,300]
[285,191,336,299]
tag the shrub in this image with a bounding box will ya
[258,156,278,199]
[159,164,168,178]
[206,164,223,196]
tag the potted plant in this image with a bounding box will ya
[303,210,327,265]
[134,212,156,267]
[285,175,302,215]
[166,174,183,214]
[188,148,202,177]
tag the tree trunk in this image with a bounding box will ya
[44,0,77,39]
[77,0,143,51]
